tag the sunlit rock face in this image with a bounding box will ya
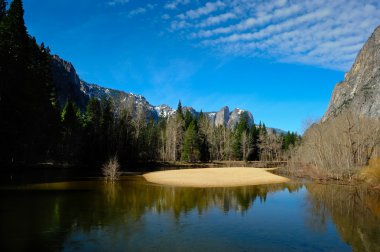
[323,25,380,121]
[228,108,254,128]
[214,106,230,127]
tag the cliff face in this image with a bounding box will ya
[214,106,230,127]
[51,55,89,110]
[322,26,380,121]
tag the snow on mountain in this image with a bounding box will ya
[51,54,284,131]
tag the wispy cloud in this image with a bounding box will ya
[164,0,380,71]
[178,1,225,20]
[128,4,155,18]
[197,12,237,28]
[108,0,130,6]
[165,0,190,10]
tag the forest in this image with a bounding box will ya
[0,0,299,169]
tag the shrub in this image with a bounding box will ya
[360,157,380,185]
[102,156,120,182]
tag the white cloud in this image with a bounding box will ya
[128,4,156,18]
[197,12,237,28]
[165,0,190,10]
[108,0,130,6]
[164,0,380,71]
[128,7,147,18]
[162,14,171,20]
[193,4,304,38]
[180,1,225,19]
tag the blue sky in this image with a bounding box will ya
[23,0,380,133]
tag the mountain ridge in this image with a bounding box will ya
[50,54,273,130]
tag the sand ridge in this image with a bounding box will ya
[143,167,290,187]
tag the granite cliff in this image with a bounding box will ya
[322,25,380,121]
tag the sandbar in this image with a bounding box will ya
[143,167,290,187]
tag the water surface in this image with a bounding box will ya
[1,176,379,251]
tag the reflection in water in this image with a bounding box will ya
[0,177,379,251]
[306,184,380,252]
[102,178,302,218]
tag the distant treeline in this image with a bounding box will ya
[57,98,300,167]
[0,0,300,168]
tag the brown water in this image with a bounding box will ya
[0,176,379,251]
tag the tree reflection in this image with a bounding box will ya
[306,183,380,252]
[0,178,301,251]
[10,179,375,252]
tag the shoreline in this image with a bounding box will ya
[143,167,290,188]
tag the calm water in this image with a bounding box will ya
[1,176,380,252]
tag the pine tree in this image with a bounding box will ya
[61,100,82,161]
[0,0,6,21]
[100,97,115,159]
[174,100,185,160]
[6,0,28,62]
[116,109,136,164]
[198,111,210,162]
[181,120,200,162]
[0,0,7,66]
[82,98,102,164]
[248,125,260,161]
[1,1,63,165]
[176,100,184,121]
[232,113,249,160]
[184,109,193,129]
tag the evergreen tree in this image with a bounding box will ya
[5,0,28,62]
[0,0,6,21]
[181,120,200,162]
[248,125,260,161]
[61,100,82,161]
[262,123,267,135]
[1,0,61,164]
[232,113,249,160]
[198,111,210,162]
[184,109,193,129]
[83,98,102,164]
[174,100,185,160]
[176,100,184,121]
[100,97,115,159]
[115,109,136,164]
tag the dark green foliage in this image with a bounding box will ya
[176,100,184,121]
[60,100,82,160]
[247,125,260,161]
[184,110,193,129]
[198,111,210,162]
[5,0,27,63]
[232,112,249,159]
[181,120,200,162]
[0,0,60,165]
[282,131,300,150]
[83,98,102,164]
[0,0,6,20]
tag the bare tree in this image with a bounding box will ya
[102,155,120,182]
[289,110,380,180]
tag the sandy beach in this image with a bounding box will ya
[143,167,290,187]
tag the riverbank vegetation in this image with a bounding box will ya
[288,111,380,184]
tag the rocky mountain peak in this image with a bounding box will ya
[50,54,270,130]
[215,106,230,127]
[322,25,380,121]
